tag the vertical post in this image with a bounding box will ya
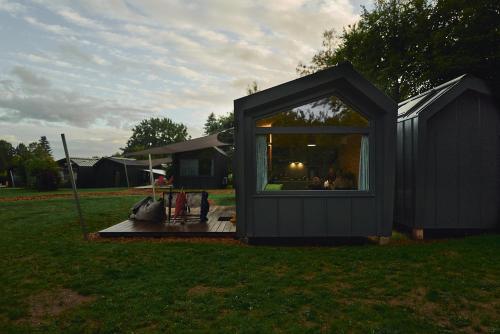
[123,161,130,188]
[9,170,15,188]
[61,134,88,240]
[149,154,156,200]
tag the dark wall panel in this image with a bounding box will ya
[480,96,500,228]
[326,198,351,235]
[457,92,481,228]
[351,197,376,235]
[253,198,278,237]
[433,101,459,228]
[303,199,327,236]
[403,120,414,226]
[278,198,303,236]
[395,122,404,224]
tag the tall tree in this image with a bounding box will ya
[298,0,500,101]
[123,117,189,153]
[38,136,52,157]
[203,82,260,135]
[0,140,15,173]
[203,112,219,135]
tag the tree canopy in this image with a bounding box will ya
[298,0,500,101]
[122,117,189,153]
[0,137,59,190]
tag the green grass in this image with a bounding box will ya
[0,187,128,198]
[0,196,499,333]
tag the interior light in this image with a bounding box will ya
[307,144,316,147]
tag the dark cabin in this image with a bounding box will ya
[396,75,500,236]
[172,147,229,189]
[57,157,99,188]
[94,157,171,187]
[125,133,231,189]
[234,62,397,241]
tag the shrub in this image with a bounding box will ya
[25,157,60,191]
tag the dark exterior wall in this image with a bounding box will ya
[94,160,148,187]
[75,166,96,188]
[235,70,397,239]
[173,148,229,189]
[396,90,500,229]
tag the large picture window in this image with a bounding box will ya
[255,95,370,192]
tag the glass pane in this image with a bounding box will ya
[256,133,369,191]
[256,95,369,127]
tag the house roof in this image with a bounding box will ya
[234,61,397,115]
[102,157,172,166]
[125,132,231,157]
[398,74,491,121]
[57,157,100,167]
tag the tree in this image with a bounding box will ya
[122,117,189,153]
[203,113,219,135]
[38,136,52,157]
[203,82,260,135]
[298,0,500,101]
[0,140,15,174]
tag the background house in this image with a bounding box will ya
[126,133,231,189]
[57,157,99,188]
[396,75,500,235]
[94,157,171,188]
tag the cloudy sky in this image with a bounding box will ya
[0,0,369,159]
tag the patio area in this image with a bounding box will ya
[99,205,236,238]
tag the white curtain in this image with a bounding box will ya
[358,135,369,190]
[256,135,268,191]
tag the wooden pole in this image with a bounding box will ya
[61,134,88,240]
[149,154,156,200]
[9,169,15,188]
[123,161,130,188]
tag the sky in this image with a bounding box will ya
[0,0,369,159]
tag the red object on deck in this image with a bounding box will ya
[174,191,187,218]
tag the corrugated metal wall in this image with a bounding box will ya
[396,91,500,230]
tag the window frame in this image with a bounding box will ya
[252,92,375,196]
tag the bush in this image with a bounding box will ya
[25,157,60,191]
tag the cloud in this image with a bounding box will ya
[0,0,26,15]
[0,0,367,157]
[24,15,74,35]
[11,66,51,87]
[0,66,151,127]
[56,8,106,30]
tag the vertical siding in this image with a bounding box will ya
[253,196,377,237]
[395,118,418,228]
[479,95,500,228]
[421,91,500,229]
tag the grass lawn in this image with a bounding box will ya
[0,191,499,333]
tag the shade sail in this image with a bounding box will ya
[105,157,171,166]
[125,132,232,157]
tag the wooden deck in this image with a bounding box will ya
[99,206,236,238]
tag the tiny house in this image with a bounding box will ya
[94,157,170,187]
[396,75,500,236]
[57,157,99,188]
[234,62,397,240]
[172,148,229,189]
[126,133,231,189]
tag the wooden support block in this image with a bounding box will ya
[412,228,424,240]
[378,236,390,245]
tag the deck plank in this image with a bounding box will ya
[99,205,236,238]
